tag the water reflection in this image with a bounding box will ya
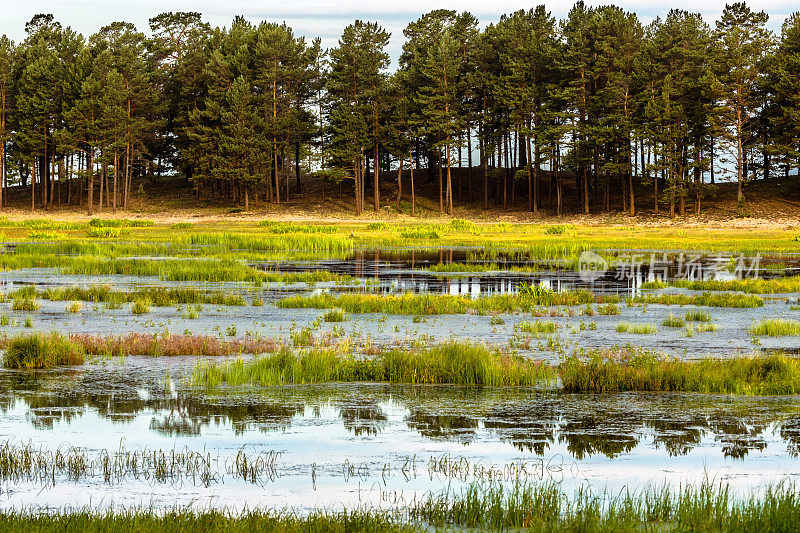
[3,370,800,462]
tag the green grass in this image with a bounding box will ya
[560,353,800,395]
[11,298,39,312]
[322,309,347,322]
[662,314,686,327]
[686,310,711,322]
[514,321,558,334]
[66,301,82,314]
[1,479,800,531]
[278,290,616,315]
[192,342,555,388]
[629,292,764,308]
[616,322,657,334]
[31,284,246,307]
[750,319,800,336]
[597,303,621,315]
[3,332,85,369]
[652,276,800,294]
[89,218,154,228]
[131,299,150,315]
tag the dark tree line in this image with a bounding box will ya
[0,3,799,216]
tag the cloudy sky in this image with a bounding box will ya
[4,1,797,62]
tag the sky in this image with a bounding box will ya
[3,0,797,63]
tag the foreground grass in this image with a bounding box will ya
[3,479,800,532]
[560,353,800,395]
[277,290,617,315]
[192,343,555,387]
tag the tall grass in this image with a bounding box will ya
[33,285,246,307]
[3,332,84,369]
[192,342,555,388]
[686,310,711,322]
[662,314,685,327]
[750,319,800,336]
[560,353,800,395]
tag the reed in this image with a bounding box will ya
[3,332,84,369]
[559,352,800,395]
[192,342,555,388]
[750,319,800,336]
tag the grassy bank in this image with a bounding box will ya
[277,290,617,315]
[192,342,555,387]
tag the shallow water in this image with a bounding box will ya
[0,248,798,512]
[1,360,799,512]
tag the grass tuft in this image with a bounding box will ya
[3,332,84,369]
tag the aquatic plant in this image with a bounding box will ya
[662,314,686,328]
[616,322,657,334]
[597,303,621,315]
[131,299,151,315]
[11,298,39,312]
[72,333,276,357]
[750,319,800,336]
[651,276,800,294]
[514,321,557,334]
[685,310,711,322]
[3,332,84,369]
[323,309,347,322]
[629,292,763,308]
[278,290,616,316]
[560,352,800,395]
[192,342,555,388]
[66,301,82,314]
